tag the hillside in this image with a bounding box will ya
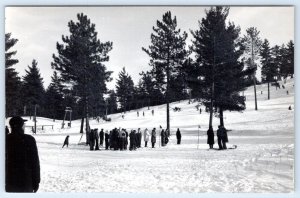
[5,78,294,193]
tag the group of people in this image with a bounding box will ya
[207,125,228,150]
[78,126,182,151]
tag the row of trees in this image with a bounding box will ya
[6,7,294,133]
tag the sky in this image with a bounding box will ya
[5,6,294,91]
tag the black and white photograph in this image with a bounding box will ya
[4,5,294,193]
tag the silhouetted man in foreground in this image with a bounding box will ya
[6,116,40,193]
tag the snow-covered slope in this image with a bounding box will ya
[5,78,294,193]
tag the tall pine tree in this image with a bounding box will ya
[242,27,262,110]
[260,39,274,100]
[22,59,45,117]
[5,33,22,117]
[142,11,188,130]
[44,71,64,121]
[191,6,249,129]
[51,13,113,141]
[116,67,135,112]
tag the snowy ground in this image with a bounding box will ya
[5,78,294,193]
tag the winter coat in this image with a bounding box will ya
[217,127,228,142]
[207,128,214,145]
[144,129,150,142]
[6,130,40,192]
[176,129,181,139]
[100,130,104,140]
[151,129,156,143]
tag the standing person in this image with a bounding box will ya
[125,129,129,150]
[176,128,181,144]
[152,109,154,116]
[129,130,136,151]
[99,129,104,146]
[137,128,142,148]
[143,111,145,117]
[137,111,139,117]
[161,129,166,146]
[62,135,70,148]
[105,131,110,150]
[6,116,40,192]
[217,125,227,150]
[207,127,214,149]
[144,128,150,147]
[89,129,95,150]
[151,128,156,148]
[94,129,100,150]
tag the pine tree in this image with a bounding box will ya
[51,13,113,140]
[283,40,294,78]
[107,90,118,114]
[116,67,135,112]
[44,71,64,121]
[260,39,274,99]
[142,11,188,130]
[242,27,262,110]
[22,59,45,117]
[191,6,248,129]
[5,33,22,117]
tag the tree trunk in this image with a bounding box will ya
[253,74,258,110]
[80,117,84,133]
[219,106,224,127]
[268,82,270,100]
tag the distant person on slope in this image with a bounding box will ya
[176,128,181,144]
[6,116,40,192]
[207,127,214,149]
[62,135,70,148]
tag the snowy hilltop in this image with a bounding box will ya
[5,78,294,193]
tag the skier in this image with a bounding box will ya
[99,129,104,146]
[62,135,70,148]
[151,128,156,148]
[143,111,145,116]
[6,116,40,192]
[176,128,181,144]
[137,111,139,117]
[120,129,126,150]
[144,128,150,147]
[207,127,214,149]
[288,105,292,110]
[152,109,154,116]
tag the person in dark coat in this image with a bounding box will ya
[94,129,100,150]
[151,128,156,148]
[6,126,9,135]
[161,129,166,146]
[89,129,95,150]
[6,116,40,193]
[104,131,110,150]
[217,125,227,150]
[99,129,104,146]
[207,127,214,149]
[129,130,136,151]
[62,135,70,148]
[176,128,181,144]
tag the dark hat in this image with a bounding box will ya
[9,116,28,127]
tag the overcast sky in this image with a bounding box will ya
[5,6,294,90]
